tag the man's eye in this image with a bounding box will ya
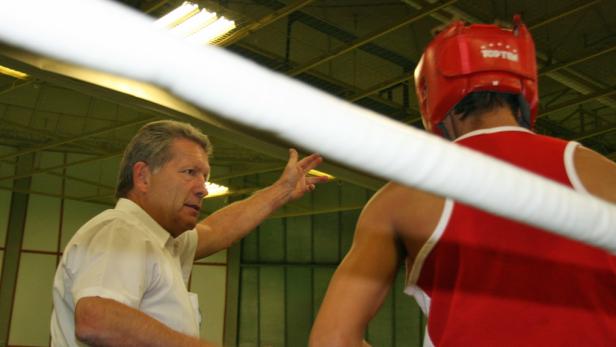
[184,169,195,175]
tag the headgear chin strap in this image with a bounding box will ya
[414,15,539,137]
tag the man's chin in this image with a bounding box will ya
[181,209,199,226]
[184,217,198,230]
[168,218,198,237]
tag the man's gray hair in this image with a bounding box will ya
[115,120,212,198]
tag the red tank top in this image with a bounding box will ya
[406,127,616,346]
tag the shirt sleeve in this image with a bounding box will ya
[67,219,149,308]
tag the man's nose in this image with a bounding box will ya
[195,177,208,199]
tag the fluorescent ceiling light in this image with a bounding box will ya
[205,182,229,198]
[170,9,216,37]
[187,16,236,44]
[309,169,335,180]
[155,2,236,45]
[154,1,199,29]
[0,65,28,79]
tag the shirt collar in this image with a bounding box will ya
[454,125,533,143]
[115,198,173,250]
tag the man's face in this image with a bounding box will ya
[143,138,210,237]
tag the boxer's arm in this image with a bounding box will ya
[75,297,216,347]
[310,186,402,347]
[574,146,616,203]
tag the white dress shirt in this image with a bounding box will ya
[51,198,200,347]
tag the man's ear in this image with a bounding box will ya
[132,161,151,193]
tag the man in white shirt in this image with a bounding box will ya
[51,120,327,347]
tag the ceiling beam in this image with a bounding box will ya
[0,79,31,96]
[0,151,121,183]
[211,165,284,181]
[0,185,112,206]
[0,117,106,154]
[347,74,410,103]
[220,0,315,47]
[572,124,616,142]
[240,262,339,268]
[287,0,458,77]
[0,116,155,161]
[527,0,602,31]
[268,203,364,219]
[538,86,616,119]
[144,0,171,14]
[240,34,418,114]
[0,99,137,123]
[269,2,413,68]
[46,170,115,191]
[235,43,413,117]
[539,43,616,76]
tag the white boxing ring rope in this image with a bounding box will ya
[1,0,615,253]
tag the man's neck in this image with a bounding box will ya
[450,107,519,139]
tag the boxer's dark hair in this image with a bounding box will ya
[450,91,521,120]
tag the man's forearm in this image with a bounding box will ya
[196,182,290,258]
[195,150,326,259]
[75,297,215,347]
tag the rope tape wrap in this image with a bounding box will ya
[1,0,615,252]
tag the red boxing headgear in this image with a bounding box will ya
[414,15,538,136]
